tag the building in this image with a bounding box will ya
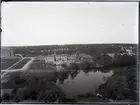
[46,54,55,63]
[67,54,76,62]
[1,47,14,58]
[46,54,76,65]
[55,54,68,61]
[75,53,93,62]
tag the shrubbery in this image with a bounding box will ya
[98,75,129,100]
[94,53,137,68]
[2,77,69,103]
[98,66,138,101]
[65,61,96,70]
[66,63,80,70]
[95,54,113,67]
[1,71,78,103]
[64,53,137,70]
[113,54,137,66]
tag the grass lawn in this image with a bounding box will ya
[1,58,21,70]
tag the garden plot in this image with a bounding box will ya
[1,58,33,78]
[1,57,21,70]
[8,57,33,70]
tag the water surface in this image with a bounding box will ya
[57,70,113,98]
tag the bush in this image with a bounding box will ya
[61,63,67,68]
[98,75,128,100]
[113,54,137,66]
[78,61,94,69]
[4,77,67,103]
[98,66,138,101]
[2,93,11,100]
[57,71,69,84]
[95,54,113,67]
[66,63,79,70]
[93,53,137,68]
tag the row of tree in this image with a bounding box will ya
[64,53,137,70]
[12,44,137,57]
[94,53,137,67]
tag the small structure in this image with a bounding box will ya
[46,54,56,63]
[55,54,68,61]
[80,54,93,62]
[75,53,93,62]
[67,54,76,62]
[1,47,14,58]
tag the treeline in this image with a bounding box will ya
[1,70,79,103]
[64,53,137,70]
[11,44,137,57]
[93,53,137,67]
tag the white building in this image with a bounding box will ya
[1,47,14,58]
[46,54,55,63]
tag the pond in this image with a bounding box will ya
[56,70,113,99]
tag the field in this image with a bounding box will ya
[1,58,21,70]
[8,58,31,70]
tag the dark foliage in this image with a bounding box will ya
[1,70,80,103]
[1,58,21,69]
[98,66,138,101]
[66,63,80,70]
[11,44,137,57]
[113,54,137,66]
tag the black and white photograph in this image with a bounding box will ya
[1,2,139,104]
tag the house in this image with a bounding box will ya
[80,54,93,62]
[67,55,76,62]
[55,54,68,61]
[75,53,93,62]
[1,47,14,58]
[46,54,55,63]
[46,54,67,62]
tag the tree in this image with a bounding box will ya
[96,54,113,67]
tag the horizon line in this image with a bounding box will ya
[1,43,138,47]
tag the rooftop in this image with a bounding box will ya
[79,53,92,58]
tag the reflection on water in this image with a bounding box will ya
[57,70,113,98]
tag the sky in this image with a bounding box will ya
[1,2,138,46]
